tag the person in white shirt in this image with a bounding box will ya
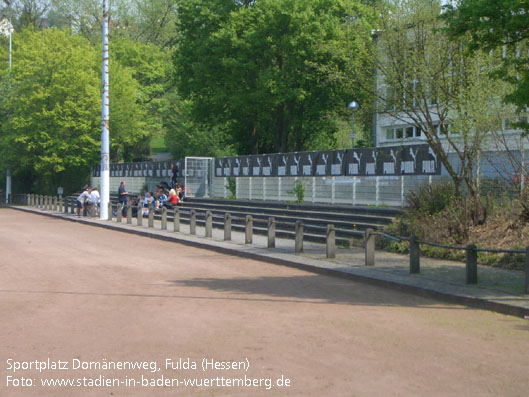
[76,188,91,217]
[89,187,100,216]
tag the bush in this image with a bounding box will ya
[225,176,236,199]
[406,183,456,216]
[289,181,304,204]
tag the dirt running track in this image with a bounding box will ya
[0,209,528,396]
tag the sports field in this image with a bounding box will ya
[1,209,528,396]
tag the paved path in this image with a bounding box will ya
[16,204,529,316]
[1,208,529,396]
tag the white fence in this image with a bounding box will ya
[212,174,451,207]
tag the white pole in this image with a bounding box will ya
[5,17,12,203]
[100,0,110,219]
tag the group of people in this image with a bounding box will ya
[76,185,100,217]
[75,180,186,219]
[118,181,185,217]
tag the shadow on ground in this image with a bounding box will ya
[167,274,468,310]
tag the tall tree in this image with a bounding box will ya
[375,0,517,210]
[0,28,147,193]
[173,0,376,155]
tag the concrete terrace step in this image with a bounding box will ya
[178,201,394,227]
[184,197,401,217]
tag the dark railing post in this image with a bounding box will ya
[245,215,253,244]
[190,210,196,235]
[267,217,276,248]
[466,244,478,284]
[127,203,132,224]
[326,224,335,259]
[148,208,154,228]
[161,207,167,230]
[365,228,375,266]
[525,246,529,294]
[173,208,180,232]
[107,202,113,221]
[70,198,75,215]
[224,213,231,241]
[295,220,304,253]
[137,205,143,226]
[409,234,420,274]
[205,211,212,237]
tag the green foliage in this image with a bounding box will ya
[442,0,529,122]
[174,0,376,155]
[406,183,457,216]
[164,96,237,159]
[288,181,305,204]
[0,28,146,193]
[225,176,236,199]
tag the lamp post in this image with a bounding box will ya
[0,16,13,203]
[100,0,110,219]
[348,101,359,149]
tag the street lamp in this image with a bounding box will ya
[348,101,359,149]
[0,16,13,203]
[100,0,110,219]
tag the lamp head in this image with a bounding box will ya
[348,101,359,111]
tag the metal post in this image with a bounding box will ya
[524,246,529,294]
[326,224,335,259]
[99,0,110,220]
[127,203,132,224]
[365,228,375,266]
[295,220,303,253]
[331,176,335,204]
[205,211,212,237]
[53,196,57,211]
[70,198,75,215]
[224,213,231,241]
[190,210,196,234]
[466,244,478,284]
[59,198,63,213]
[245,215,253,244]
[5,168,11,204]
[409,234,420,274]
[267,217,276,248]
[401,175,405,207]
[107,202,112,221]
[137,205,142,226]
[161,207,167,230]
[148,208,154,228]
[173,209,180,232]
[375,176,380,206]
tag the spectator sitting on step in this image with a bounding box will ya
[142,192,152,216]
[163,189,177,209]
[156,190,168,210]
